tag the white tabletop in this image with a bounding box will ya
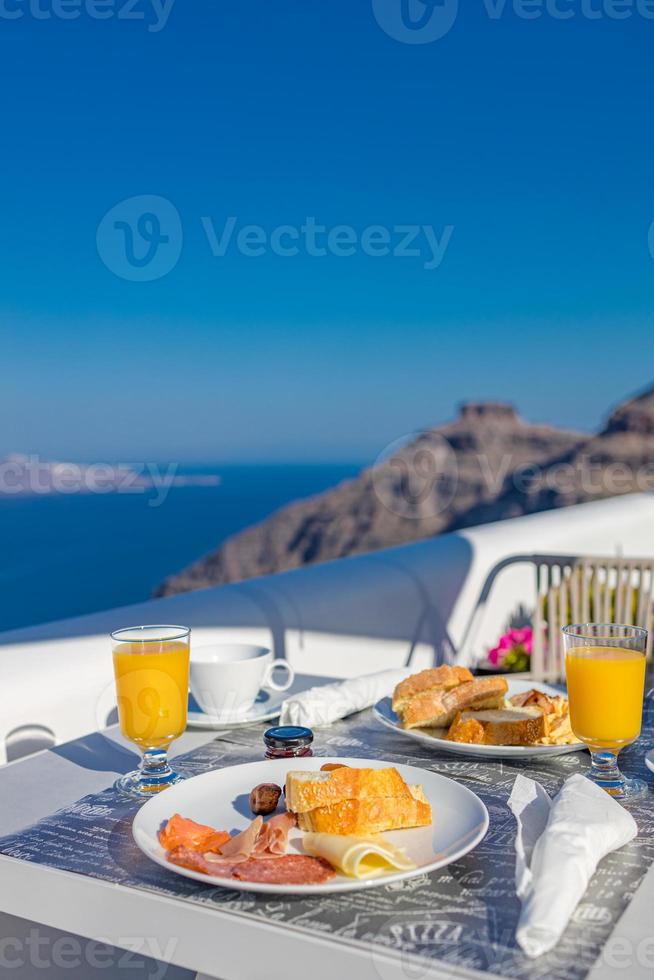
[0,724,449,980]
[1,692,654,980]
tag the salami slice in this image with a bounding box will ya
[167,846,236,877]
[233,854,335,885]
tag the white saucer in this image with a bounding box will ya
[186,689,285,730]
[645,750,654,775]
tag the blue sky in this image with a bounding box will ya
[1,0,653,462]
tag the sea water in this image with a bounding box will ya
[0,464,359,632]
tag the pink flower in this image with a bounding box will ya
[486,627,533,666]
[507,627,533,650]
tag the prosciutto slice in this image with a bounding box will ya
[163,811,307,879]
[218,816,263,860]
[253,811,297,857]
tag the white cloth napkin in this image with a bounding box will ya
[279,668,411,727]
[509,772,637,958]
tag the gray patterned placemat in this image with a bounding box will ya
[2,710,654,980]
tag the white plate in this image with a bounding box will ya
[373,678,588,758]
[132,756,488,895]
[186,689,285,729]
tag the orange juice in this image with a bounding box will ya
[112,640,189,750]
[565,646,645,747]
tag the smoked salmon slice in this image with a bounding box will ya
[158,814,231,854]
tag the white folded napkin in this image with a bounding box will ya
[279,668,411,727]
[509,772,637,958]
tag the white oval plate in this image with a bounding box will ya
[186,689,284,730]
[374,679,587,759]
[132,756,488,895]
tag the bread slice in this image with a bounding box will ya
[296,786,432,835]
[508,689,578,744]
[447,706,546,746]
[444,716,486,744]
[392,665,473,713]
[399,676,508,730]
[285,767,411,814]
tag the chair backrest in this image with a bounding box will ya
[458,553,654,682]
[532,555,654,680]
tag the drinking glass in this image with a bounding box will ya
[111,625,191,798]
[562,623,648,801]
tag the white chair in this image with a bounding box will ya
[458,554,654,682]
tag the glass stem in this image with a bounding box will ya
[589,750,625,797]
[139,748,173,787]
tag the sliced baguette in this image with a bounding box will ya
[392,665,473,713]
[447,706,546,746]
[286,767,411,814]
[399,676,508,730]
[296,786,432,835]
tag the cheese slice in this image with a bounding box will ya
[302,833,416,879]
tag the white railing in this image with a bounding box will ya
[0,492,653,764]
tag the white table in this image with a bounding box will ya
[2,698,654,980]
[1,724,440,980]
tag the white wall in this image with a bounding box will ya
[0,492,652,762]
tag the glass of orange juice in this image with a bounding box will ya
[563,623,648,801]
[111,625,191,798]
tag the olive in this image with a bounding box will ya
[249,782,282,815]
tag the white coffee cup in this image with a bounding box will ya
[189,643,294,719]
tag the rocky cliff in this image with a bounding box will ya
[156,386,654,597]
[459,387,654,525]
